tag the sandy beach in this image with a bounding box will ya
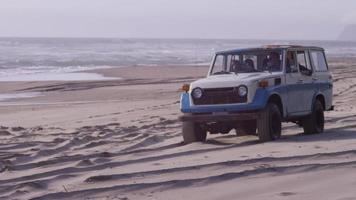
[1,59,356,200]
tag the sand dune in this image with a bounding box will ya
[1,62,356,200]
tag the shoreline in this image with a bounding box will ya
[0,64,208,103]
[0,69,120,82]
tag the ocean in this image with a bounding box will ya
[1,37,356,81]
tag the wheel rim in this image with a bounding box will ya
[271,112,281,139]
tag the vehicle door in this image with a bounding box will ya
[309,50,333,109]
[297,50,316,112]
[285,50,305,115]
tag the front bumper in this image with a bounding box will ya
[179,112,259,122]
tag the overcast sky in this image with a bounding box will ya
[0,0,355,40]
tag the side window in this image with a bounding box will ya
[228,55,238,71]
[310,51,328,71]
[286,51,298,73]
[297,51,312,75]
[243,54,257,70]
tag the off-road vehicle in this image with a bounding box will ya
[179,45,333,143]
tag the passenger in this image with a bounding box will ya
[262,56,269,70]
[286,52,296,73]
[266,52,281,71]
[245,59,255,72]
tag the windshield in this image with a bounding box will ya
[210,50,283,75]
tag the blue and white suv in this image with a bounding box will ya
[179,45,333,143]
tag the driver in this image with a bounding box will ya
[244,59,255,71]
[231,60,241,72]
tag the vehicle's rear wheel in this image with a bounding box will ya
[182,121,207,144]
[236,120,257,135]
[302,100,324,134]
[257,103,282,142]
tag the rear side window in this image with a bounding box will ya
[310,51,328,72]
[297,51,312,71]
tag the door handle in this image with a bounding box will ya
[312,77,318,81]
[297,79,304,83]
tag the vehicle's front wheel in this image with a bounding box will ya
[302,100,324,134]
[257,103,282,142]
[182,121,207,144]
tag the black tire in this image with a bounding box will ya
[257,103,282,142]
[236,120,257,135]
[182,121,207,144]
[302,100,324,134]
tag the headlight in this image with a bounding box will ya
[192,88,203,99]
[238,86,248,97]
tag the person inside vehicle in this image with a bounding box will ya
[231,60,241,72]
[264,52,281,71]
[244,59,255,72]
[286,51,296,73]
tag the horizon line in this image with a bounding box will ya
[0,36,348,42]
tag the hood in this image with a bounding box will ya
[190,72,282,89]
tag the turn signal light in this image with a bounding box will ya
[259,80,269,88]
[181,84,190,92]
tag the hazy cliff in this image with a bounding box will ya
[339,25,356,41]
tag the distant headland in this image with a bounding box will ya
[339,24,356,41]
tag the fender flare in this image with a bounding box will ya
[311,92,326,111]
[264,86,288,117]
